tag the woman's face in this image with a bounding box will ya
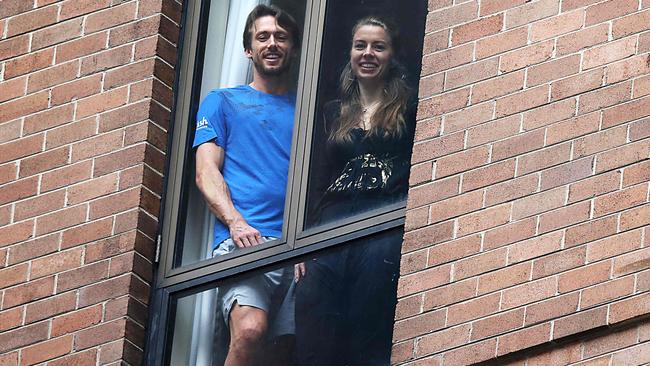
[350,25,393,83]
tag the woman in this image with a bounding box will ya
[295,16,415,366]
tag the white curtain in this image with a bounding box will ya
[175,1,271,365]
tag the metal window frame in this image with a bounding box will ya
[145,0,416,363]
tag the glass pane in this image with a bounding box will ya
[177,0,307,266]
[303,0,426,230]
[169,227,403,366]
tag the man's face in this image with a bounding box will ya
[245,15,295,76]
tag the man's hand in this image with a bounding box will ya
[294,262,306,283]
[229,218,263,248]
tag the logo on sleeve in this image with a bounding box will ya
[197,116,209,130]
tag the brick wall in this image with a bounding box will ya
[0,0,179,365]
[395,0,650,365]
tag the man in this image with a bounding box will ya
[192,5,300,366]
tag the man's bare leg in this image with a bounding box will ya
[224,303,268,366]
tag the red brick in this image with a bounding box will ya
[527,54,581,87]
[583,36,637,70]
[45,118,98,150]
[60,0,111,20]
[502,277,557,309]
[394,295,422,320]
[56,32,109,63]
[471,70,525,104]
[448,293,501,326]
[84,231,137,263]
[480,0,526,16]
[471,308,524,341]
[7,6,58,38]
[568,170,620,203]
[0,220,34,248]
[451,14,503,45]
[21,335,73,366]
[546,112,600,145]
[4,48,54,79]
[630,118,650,141]
[607,54,650,84]
[518,143,571,176]
[462,159,516,192]
[539,201,591,234]
[391,341,414,364]
[427,234,481,267]
[594,184,647,217]
[484,217,537,250]
[75,318,127,350]
[32,248,83,279]
[408,163,433,187]
[443,103,495,133]
[422,278,477,310]
[609,292,650,323]
[35,204,87,236]
[51,305,103,337]
[485,174,539,206]
[89,187,141,220]
[498,323,552,356]
[0,120,21,145]
[595,139,650,173]
[531,9,585,42]
[24,292,76,324]
[109,15,162,47]
[500,41,554,73]
[0,34,29,62]
[24,104,75,135]
[422,44,473,76]
[551,68,604,101]
[436,146,490,178]
[20,146,70,177]
[84,2,137,33]
[454,248,507,281]
[27,61,79,93]
[41,161,93,192]
[0,92,50,124]
[0,263,28,289]
[0,77,26,104]
[0,0,32,18]
[623,160,650,187]
[478,262,531,295]
[523,98,576,130]
[419,75,444,98]
[397,265,451,297]
[584,325,638,358]
[457,204,510,236]
[476,27,528,59]
[466,114,520,147]
[557,24,609,56]
[505,0,559,28]
[7,234,59,265]
[80,44,132,76]
[613,10,650,39]
[640,30,650,52]
[582,277,635,309]
[443,339,497,366]
[14,190,66,221]
[525,292,580,325]
[393,309,446,341]
[445,58,499,90]
[553,307,608,339]
[57,260,110,292]
[562,0,604,11]
[540,157,594,190]
[94,143,147,176]
[407,176,459,209]
[48,349,98,366]
[0,177,39,209]
[425,1,478,33]
[527,342,582,365]
[602,95,650,128]
[76,87,129,119]
[497,86,549,118]
[559,260,611,293]
[0,322,49,354]
[508,231,563,264]
[51,74,103,106]
[613,247,650,277]
[574,125,628,159]
[532,246,586,279]
[71,131,123,163]
[411,132,465,164]
[492,130,544,160]
[0,307,23,332]
[588,229,642,262]
[32,19,83,50]
[566,215,618,248]
[585,0,638,26]
[3,276,54,309]
[428,191,484,226]
[0,162,18,185]
[416,325,470,356]
[611,341,650,364]
[401,249,427,275]
[105,59,156,91]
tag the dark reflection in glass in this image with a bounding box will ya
[304,0,426,229]
[169,227,403,366]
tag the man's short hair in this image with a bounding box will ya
[242,4,301,51]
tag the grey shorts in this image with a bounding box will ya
[213,237,295,337]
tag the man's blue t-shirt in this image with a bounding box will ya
[193,85,296,248]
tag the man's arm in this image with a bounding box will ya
[195,142,263,248]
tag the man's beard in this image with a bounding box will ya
[252,56,291,77]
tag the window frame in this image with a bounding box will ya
[145,0,422,363]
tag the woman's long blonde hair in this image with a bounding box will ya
[330,17,411,143]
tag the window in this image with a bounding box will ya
[146,0,426,364]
